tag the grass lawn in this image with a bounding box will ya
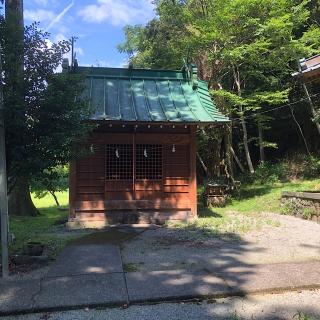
[169,178,320,239]
[7,177,320,254]
[9,191,71,256]
[215,178,320,214]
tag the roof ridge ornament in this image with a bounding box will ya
[182,58,198,90]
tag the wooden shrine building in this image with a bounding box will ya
[67,63,229,228]
[293,54,320,82]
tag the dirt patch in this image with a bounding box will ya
[121,213,320,272]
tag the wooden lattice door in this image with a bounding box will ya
[105,144,134,201]
[105,141,163,202]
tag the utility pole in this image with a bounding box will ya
[0,44,9,278]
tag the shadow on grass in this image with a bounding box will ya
[233,184,274,201]
[198,206,222,218]
[9,205,69,254]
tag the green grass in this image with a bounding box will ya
[8,177,320,254]
[215,178,320,215]
[168,178,320,241]
[32,191,69,209]
[9,191,71,256]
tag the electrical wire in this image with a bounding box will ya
[230,92,320,123]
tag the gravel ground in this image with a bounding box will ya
[3,289,320,320]
[121,213,320,272]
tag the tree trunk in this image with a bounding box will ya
[230,146,245,173]
[196,152,210,178]
[258,121,265,162]
[5,0,24,78]
[303,82,320,136]
[297,60,320,136]
[233,66,254,173]
[50,191,60,207]
[290,106,311,156]
[8,178,38,216]
[223,124,234,183]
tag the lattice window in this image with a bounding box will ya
[105,144,133,180]
[136,144,162,180]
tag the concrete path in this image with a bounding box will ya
[3,290,320,320]
[47,244,123,277]
[1,226,320,315]
[1,258,320,315]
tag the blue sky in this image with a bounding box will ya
[24,0,156,67]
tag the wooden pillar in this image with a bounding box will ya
[69,161,77,219]
[190,125,197,218]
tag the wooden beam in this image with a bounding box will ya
[190,125,197,217]
[69,161,77,219]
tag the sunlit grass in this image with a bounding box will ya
[9,191,70,255]
[169,178,320,241]
[32,191,69,208]
[215,178,320,214]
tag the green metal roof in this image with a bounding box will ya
[78,66,229,123]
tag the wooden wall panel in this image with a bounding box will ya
[135,180,162,191]
[77,172,104,180]
[135,191,162,200]
[135,133,190,144]
[163,178,189,186]
[71,131,196,221]
[77,186,104,194]
[105,191,134,201]
[163,186,189,193]
[105,180,132,191]
[77,193,104,201]
[163,165,189,178]
[77,179,104,187]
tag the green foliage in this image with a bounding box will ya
[1,21,92,186]
[281,198,318,218]
[283,154,320,180]
[303,156,320,178]
[119,0,320,173]
[228,311,242,320]
[244,161,288,184]
[302,207,316,219]
[218,177,320,214]
[240,155,320,185]
[30,166,68,206]
[294,311,314,320]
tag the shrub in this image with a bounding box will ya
[240,161,288,185]
[239,154,320,186]
[283,154,320,180]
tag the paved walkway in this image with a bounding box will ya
[1,228,320,315]
[3,290,320,320]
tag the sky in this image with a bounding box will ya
[24,0,156,68]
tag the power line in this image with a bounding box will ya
[230,92,320,123]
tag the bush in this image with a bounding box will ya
[303,156,320,178]
[283,154,320,180]
[240,161,288,185]
[280,198,318,218]
[239,154,320,185]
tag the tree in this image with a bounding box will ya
[1,18,92,215]
[119,0,320,175]
[31,166,68,207]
